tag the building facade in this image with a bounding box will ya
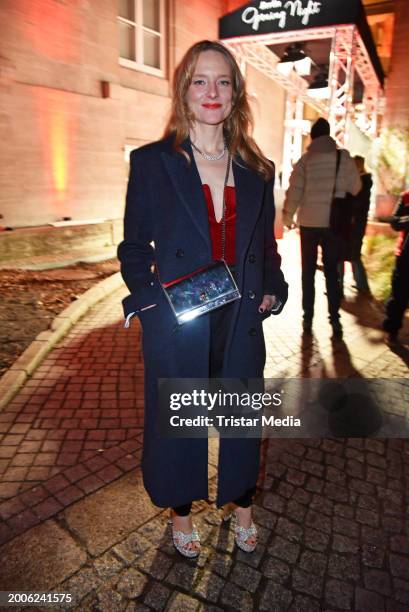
[0,0,401,256]
[0,0,287,233]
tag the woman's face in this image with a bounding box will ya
[185,50,233,127]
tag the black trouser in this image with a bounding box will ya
[383,235,409,334]
[338,258,370,293]
[172,288,255,516]
[300,227,342,323]
[173,487,254,516]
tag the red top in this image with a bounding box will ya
[202,184,236,265]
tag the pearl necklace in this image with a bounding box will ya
[191,140,226,161]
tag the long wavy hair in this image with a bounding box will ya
[163,40,274,181]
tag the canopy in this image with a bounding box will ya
[219,1,385,187]
[219,0,384,86]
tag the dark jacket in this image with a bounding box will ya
[117,136,288,508]
[391,189,409,257]
[347,172,373,261]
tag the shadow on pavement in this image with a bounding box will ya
[387,342,409,369]
[340,293,384,331]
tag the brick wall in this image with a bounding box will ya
[384,0,409,128]
[172,0,223,65]
[0,0,129,228]
[0,0,287,235]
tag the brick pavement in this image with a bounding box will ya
[0,291,147,544]
[0,232,408,611]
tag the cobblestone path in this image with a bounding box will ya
[0,233,408,611]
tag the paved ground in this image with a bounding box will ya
[0,232,408,611]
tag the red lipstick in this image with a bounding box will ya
[202,103,222,109]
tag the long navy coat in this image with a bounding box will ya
[117,136,288,508]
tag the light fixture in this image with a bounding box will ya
[308,67,330,99]
[277,43,312,77]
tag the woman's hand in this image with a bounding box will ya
[259,294,277,313]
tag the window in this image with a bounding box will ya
[118,0,165,76]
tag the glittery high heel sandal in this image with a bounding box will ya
[221,503,258,553]
[168,511,201,558]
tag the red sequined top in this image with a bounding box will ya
[202,184,236,265]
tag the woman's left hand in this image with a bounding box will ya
[258,294,277,313]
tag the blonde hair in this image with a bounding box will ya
[163,40,274,181]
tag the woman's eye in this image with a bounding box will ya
[192,79,206,86]
[219,80,231,86]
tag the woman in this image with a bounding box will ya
[118,40,288,557]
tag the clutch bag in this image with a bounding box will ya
[162,260,240,325]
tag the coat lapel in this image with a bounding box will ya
[160,139,266,265]
[233,156,265,267]
[160,139,211,254]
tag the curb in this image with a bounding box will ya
[0,272,124,411]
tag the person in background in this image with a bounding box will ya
[382,189,409,343]
[338,155,372,296]
[283,118,361,337]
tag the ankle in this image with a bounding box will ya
[235,505,252,528]
[172,512,193,531]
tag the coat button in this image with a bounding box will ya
[175,249,184,258]
[248,328,257,336]
[248,291,256,299]
[249,254,256,263]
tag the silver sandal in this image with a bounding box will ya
[168,513,201,558]
[221,504,258,553]
[233,515,258,553]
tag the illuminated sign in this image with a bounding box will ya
[242,0,322,32]
[219,0,384,87]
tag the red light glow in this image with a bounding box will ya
[32,87,77,216]
[17,0,79,63]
